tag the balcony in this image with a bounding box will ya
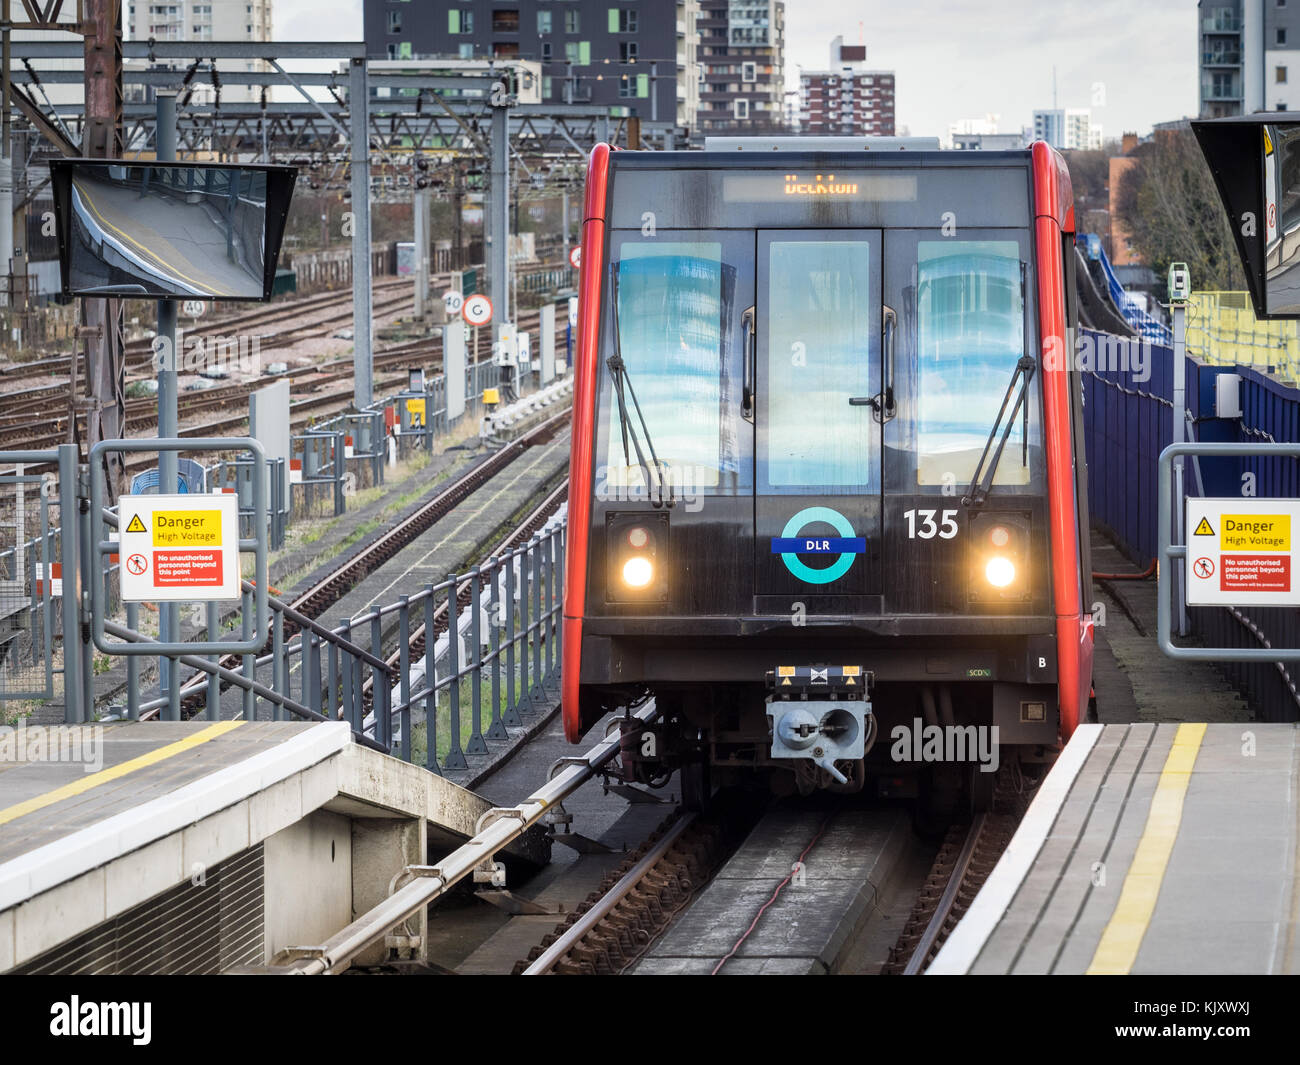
[1203,51,1241,66]
[1203,16,1241,32]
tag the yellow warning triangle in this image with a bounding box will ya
[125,514,148,533]
[845,676,855,686]
[1193,517,1214,536]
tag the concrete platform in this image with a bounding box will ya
[931,722,1300,975]
[0,720,547,972]
[634,806,912,975]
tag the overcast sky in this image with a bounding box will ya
[273,0,1197,139]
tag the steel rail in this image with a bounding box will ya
[274,701,660,975]
[522,811,693,975]
[903,813,987,975]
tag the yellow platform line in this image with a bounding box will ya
[0,720,244,827]
[1086,722,1207,975]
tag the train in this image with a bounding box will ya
[561,141,1094,812]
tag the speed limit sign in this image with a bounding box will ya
[181,300,206,318]
[568,245,582,269]
[442,290,464,315]
[462,293,493,327]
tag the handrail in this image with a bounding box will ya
[270,700,659,974]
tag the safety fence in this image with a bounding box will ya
[1083,328,1300,721]
[101,505,566,776]
[1186,291,1300,382]
[0,347,562,722]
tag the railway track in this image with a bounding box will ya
[361,479,570,702]
[883,801,1026,975]
[0,278,415,389]
[150,410,571,718]
[1,303,567,460]
[288,413,570,620]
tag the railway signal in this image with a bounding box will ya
[462,293,493,327]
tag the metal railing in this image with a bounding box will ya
[1158,441,1300,662]
[0,446,87,722]
[103,511,566,774]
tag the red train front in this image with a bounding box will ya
[562,141,1093,809]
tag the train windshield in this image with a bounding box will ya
[911,240,1030,486]
[598,240,743,493]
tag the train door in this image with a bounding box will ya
[753,229,884,613]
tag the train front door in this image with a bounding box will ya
[752,229,885,614]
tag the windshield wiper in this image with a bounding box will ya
[961,354,1036,508]
[607,264,673,508]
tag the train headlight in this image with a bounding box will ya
[622,556,654,588]
[985,556,1016,588]
[607,513,668,603]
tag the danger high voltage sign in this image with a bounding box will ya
[1186,498,1300,606]
[118,493,242,603]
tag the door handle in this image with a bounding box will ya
[742,305,755,421]
[878,304,897,422]
[849,306,896,420]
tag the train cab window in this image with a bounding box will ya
[598,239,745,494]
[762,239,876,490]
[912,240,1034,487]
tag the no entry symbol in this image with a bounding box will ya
[1193,557,1215,579]
[126,553,148,576]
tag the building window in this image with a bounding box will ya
[542,41,553,61]
[565,40,591,64]
[742,61,756,82]
[566,9,580,32]
[1279,65,1288,83]
[620,40,638,61]
[1281,28,1289,44]
[610,8,638,32]
[734,98,749,120]
[449,9,474,33]
[493,9,520,32]
[459,43,474,58]
[538,10,552,33]
[387,10,401,33]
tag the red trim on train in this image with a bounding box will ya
[562,143,611,743]
[1031,140,1092,740]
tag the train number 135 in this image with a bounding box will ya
[904,509,959,540]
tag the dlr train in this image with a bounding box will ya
[561,141,1094,809]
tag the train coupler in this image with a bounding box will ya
[765,665,874,785]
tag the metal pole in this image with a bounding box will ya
[349,57,373,409]
[57,445,82,722]
[488,102,508,344]
[414,186,428,318]
[155,91,181,719]
[561,186,569,267]
[1,0,13,309]
[1172,302,1187,636]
